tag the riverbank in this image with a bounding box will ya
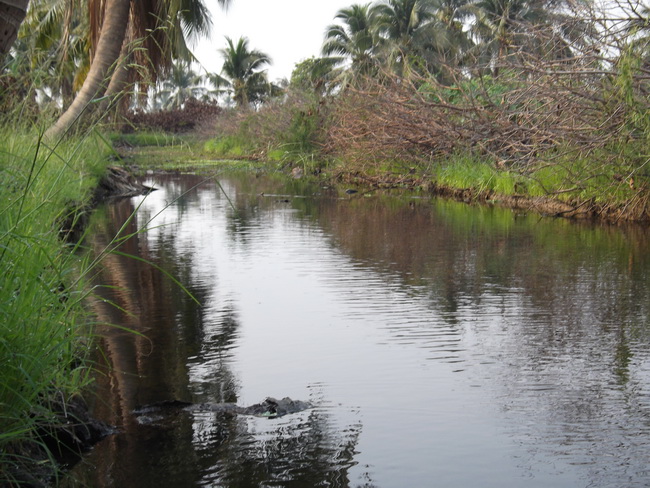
[114,131,650,225]
[173,67,649,224]
[0,131,124,486]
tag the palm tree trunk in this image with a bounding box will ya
[0,0,30,58]
[45,0,132,140]
[100,38,132,116]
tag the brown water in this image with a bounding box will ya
[66,172,650,488]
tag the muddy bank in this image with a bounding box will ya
[6,396,115,487]
[333,170,650,224]
[59,166,155,242]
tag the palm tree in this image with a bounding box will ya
[45,0,230,140]
[371,0,441,75]
[103,0,216,104]
[465,0,577,72]
[219,36,272,109]
[321,3,379,78]
[154,61,206,109]
[45,0,131,140]
[16,0,91,107]
[289,56,341,96]
[425,0,472,71]
[0,0,30,58]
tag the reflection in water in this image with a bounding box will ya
[68,176,363,488]
[66,172,650,488]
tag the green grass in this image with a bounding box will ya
[0,129,110,484]
[203,135,252,157]
[433,155,522,195]
[429,150,648,206]
[109,131,187,148]
[523,146,648,203]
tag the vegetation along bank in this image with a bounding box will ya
[0,131,116,485]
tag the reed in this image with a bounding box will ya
[0,129,110,484]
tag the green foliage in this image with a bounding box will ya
[290,57,341,96]
[418,72,520,106]
[434,154,520,194]
[110,131,185,147]
[0,129,109,483]
[279,106,320,154]
[529,147,647,203]
[267,149,286,161]
[431,148,647,206]
[609,47,650,142]
[203,134,250,157]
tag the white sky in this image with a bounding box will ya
[193,0,354,82]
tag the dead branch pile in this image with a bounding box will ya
[325,59,646,172]
[121,99,222,134]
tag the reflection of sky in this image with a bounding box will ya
[129,175,650,488]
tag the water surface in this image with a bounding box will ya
[68,172,650,487]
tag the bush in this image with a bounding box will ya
[120,99,222,134]
[208,90,329,161]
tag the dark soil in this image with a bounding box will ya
[5,396,115,488]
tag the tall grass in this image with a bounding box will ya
[433,154,521,195]
[0,129,109,484]
[109,131,187,148]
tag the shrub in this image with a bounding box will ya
[120,99,222,134]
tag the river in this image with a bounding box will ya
[65,171,650,488]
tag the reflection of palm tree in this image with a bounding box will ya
[80,176,364,487]
[219,36,272,109]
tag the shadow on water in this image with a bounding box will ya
[65,172,650,488]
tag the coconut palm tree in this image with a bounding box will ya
[290,56,341,96]
[16,0,91,107]
[321,3,379,78]
[45,0,130,140]
[370,0,443,75]
[154,61,206,109]
[219,36,272,109]
[465,0,578,72]
[103,0,216,104]
[45,0,231,140]
[425,0,472,70]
